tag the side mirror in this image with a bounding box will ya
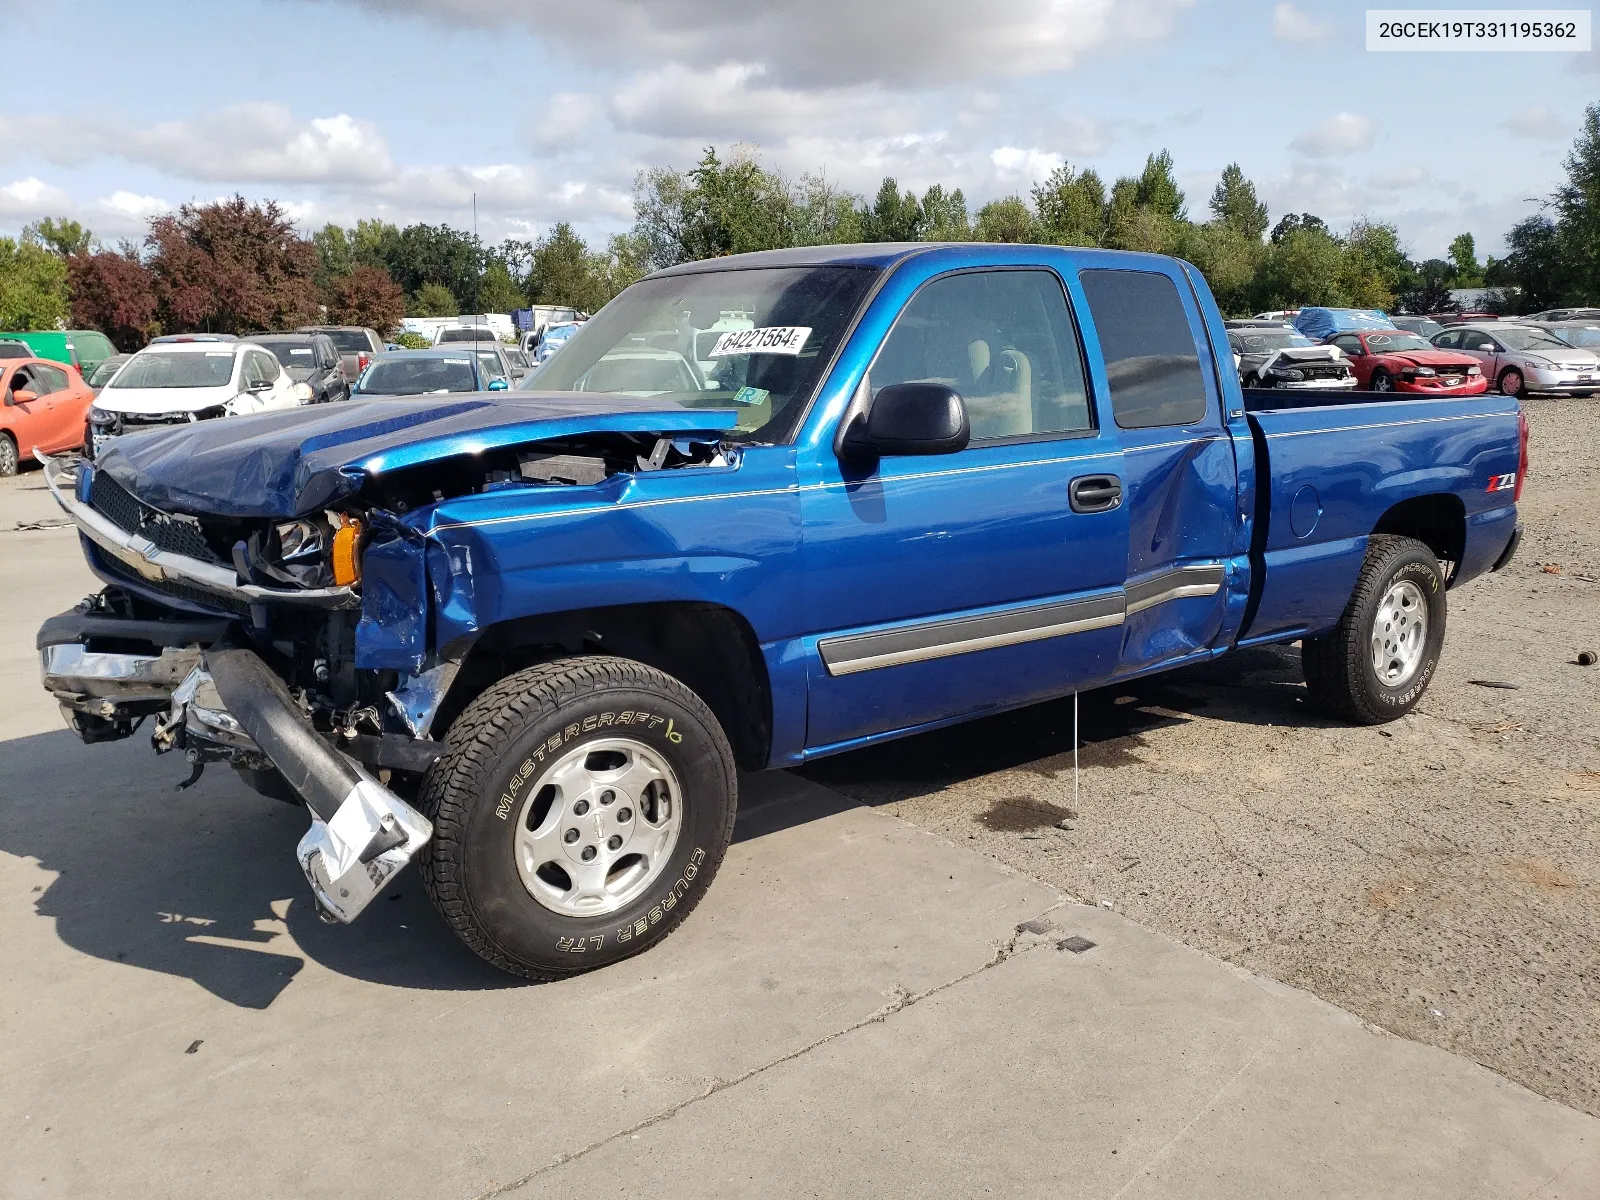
[246,378,275,393]
[9,388,36,406]
[488,378,509,391]
[841,382,970,459]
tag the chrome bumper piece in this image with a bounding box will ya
[39,454,360,610]
[40,639,432,925]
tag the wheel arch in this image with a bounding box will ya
[435,600,773,771]
[1373,493,1466,581]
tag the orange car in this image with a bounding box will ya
[0,357,94,475]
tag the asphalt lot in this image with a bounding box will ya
[1,401,1597,1197]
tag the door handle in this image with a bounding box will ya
[1069,474,1122,514]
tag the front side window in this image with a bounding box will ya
[1462,331,1497,351]
[523,265,878,440]
[1078,269,1207,429]
[1433,330,1461,349]
[34,363,68,393]
[869,269,1093,442]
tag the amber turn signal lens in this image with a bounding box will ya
[331,520,363,586]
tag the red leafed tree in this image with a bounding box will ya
[329,264,405,335]
[147,195,320,334]
[67,246,158,350]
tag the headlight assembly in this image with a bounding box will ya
[87,406,119,427]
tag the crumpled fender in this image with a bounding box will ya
[356,512,431,672]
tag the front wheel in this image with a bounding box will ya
[0,432,17,476]
[1302,535,1447,724]
[1499,368,1525,398]
[1369,369,1393,392]
[417,656,737,980]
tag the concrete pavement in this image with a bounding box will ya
[2,470,1596,1198]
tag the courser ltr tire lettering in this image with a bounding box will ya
[1302,534,1447,724]
[417,656,737,979]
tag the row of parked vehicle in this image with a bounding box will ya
[1224,306,1600,398]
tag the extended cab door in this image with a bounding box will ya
[1073,261,1240,677]
[797,262,1130,750]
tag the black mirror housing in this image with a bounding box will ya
[842,382,970,459]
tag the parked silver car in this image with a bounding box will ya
[1430,322,1600,397]
[1531,320,1600,353]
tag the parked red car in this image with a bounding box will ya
[1324,330,1488,395]
[0,356,94,475]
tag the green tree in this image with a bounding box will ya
[860,177,921,242]
[633,147,796,267]
[1135,150,1186,220]
[0,237,71,329]
[529,222,608,311]
[793,173,864,246]
[1270,212,1329,244]
[1208,164,1268,241]
[409,282,459,317]
[1397,259,1459,315]
[1252,225,1346,310]
[24,217,93,258]
[477,260,526,314]
[1340,219,1410,308]
[311,222,354,292]
[1553,103,1600,302]
[1183,224,1263,316]
[974,196,1035,243]
[1032,165,1105,247]
[1488,216,1568,312]
[1447,233,1484,288]
[918,185,972,242]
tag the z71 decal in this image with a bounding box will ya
[1487,472,1517,493]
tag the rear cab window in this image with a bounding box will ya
[1078,269,1209,429]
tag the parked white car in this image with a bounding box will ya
[87,340,304,457]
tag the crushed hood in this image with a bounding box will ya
[95,391,739,518]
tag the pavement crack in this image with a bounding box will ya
[474,898,1067,1198]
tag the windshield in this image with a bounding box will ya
[256,340,319,375]
[521,265,879,439]
[88,357,126,386]
[1554,326,1600,348]
[1498,327,1572,351]
[322,330,373,352]
[358,356,477,395]
[1363,332,1432,353]
[1232,330,1312,352]
[107,350,236,389]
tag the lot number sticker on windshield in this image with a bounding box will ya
[708,326,811,357]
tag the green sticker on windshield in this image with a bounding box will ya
[733,386,770,406]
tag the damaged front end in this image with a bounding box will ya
[36,401,740,924]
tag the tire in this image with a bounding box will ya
[417,655,738,980]
[1243,374,1261,389]
[1498,368,1525,398]
[0,432,17,477]
[1302,535,1447,724]
[1370,369,1393,393]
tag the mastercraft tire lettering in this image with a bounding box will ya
[417,656,737,980]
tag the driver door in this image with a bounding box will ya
[799,266,1129,750]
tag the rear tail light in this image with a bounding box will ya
[1515,410,1529,502]
[356,352,370,373]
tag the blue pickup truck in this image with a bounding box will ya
[37,243,1526,978]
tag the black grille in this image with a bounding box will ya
[89,470,222,563]
[96,551,249,616]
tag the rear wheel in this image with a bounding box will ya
[0,432,17,476]
[1302,535,1447,724]
[1369,369,1393,392]
[1498,368,1525,398]
[417,656,738,980]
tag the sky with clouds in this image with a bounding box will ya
[0,0,1594,259]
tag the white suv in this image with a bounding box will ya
[87,340,303,457]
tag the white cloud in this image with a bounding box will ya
[1290,112,1377,157]
[1272,3,1331,43]
[1368,165,1427,190]
[990,146,1064,186]
[0,104,394,184]
[326,0,1196,86]
[524,92,600,149]
[1501,106,1567,140]
[610,63,906,141]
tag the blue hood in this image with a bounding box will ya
[96,392,740,519]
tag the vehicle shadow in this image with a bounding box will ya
[799,643,1332,806]
[0,727,513,1008]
